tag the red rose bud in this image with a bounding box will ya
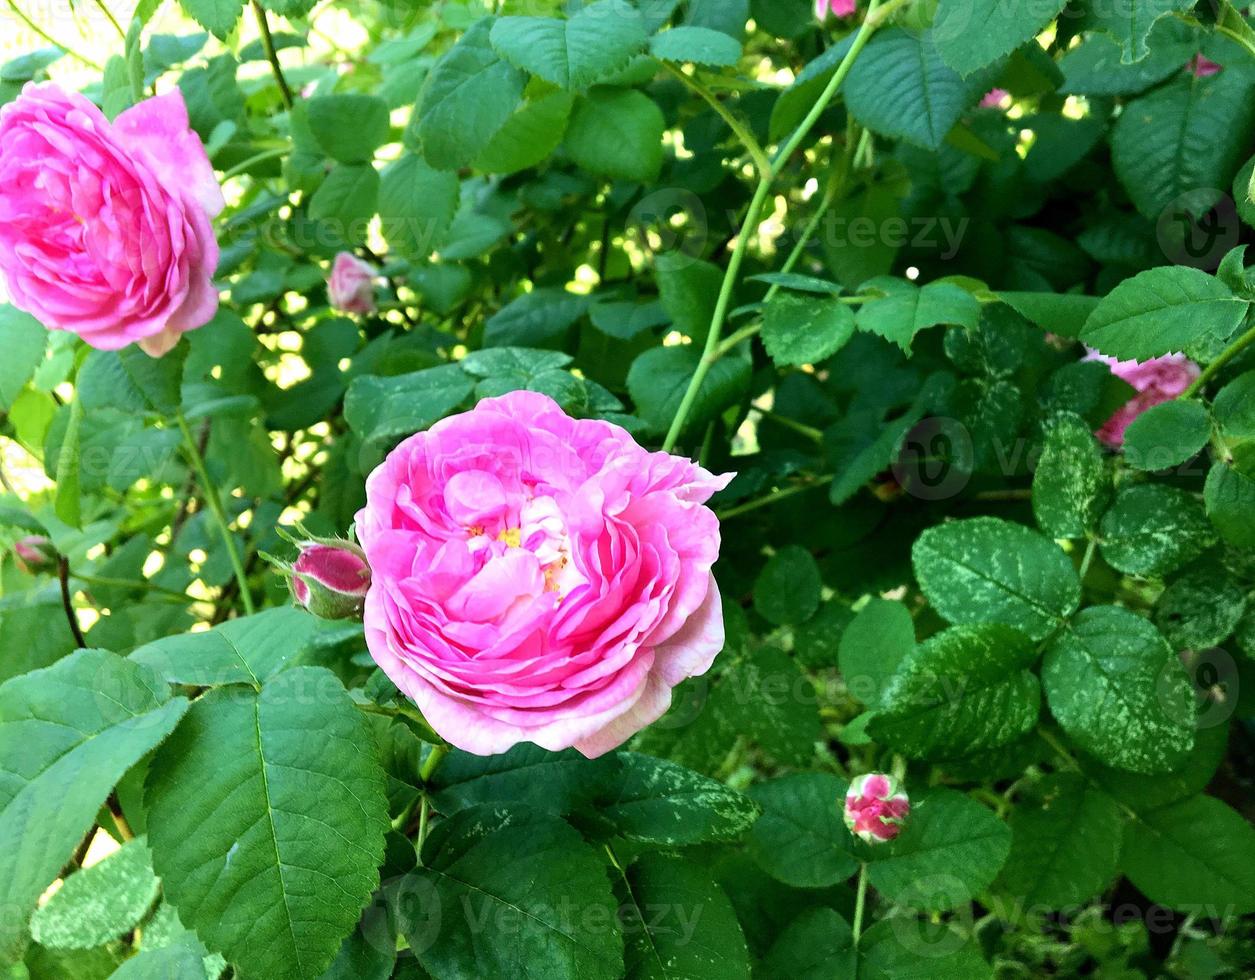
[844,773,910,843]
[289,541,371,620]
[13,535,57,575]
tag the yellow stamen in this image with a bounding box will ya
[497,528,521,548]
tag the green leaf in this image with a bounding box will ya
[1112,70,1255,220]
[308,163,380,233]
[650,25,743,66]
[0,306,46,411]
[855,281,980,353]
[868,788,1011,911]
[761,909,857,979]
[844,28,999,149]
[870,624,1041,760]
[761,294,856,367]
[304,94,390,164]
[1042,605,1195,774]
[1212,369,1255,469]
[1204,461,1255,549]
[30,838,160,950]
[483,288,589,349]
[1079,0,1200,63]
[912,517,1081,641]
[145,667,389,980]
[618,853,750,980]
[992,774,1123,909]
[378,154,459,260]
[859,918,994,978]
[1083,721,1229,813]
[474,90,574,174]
[747,773,858,888]
[1080,267,1249,362]
[1122,399,1211,471]
[417,18,526,170]
[344,364,473,448]
[0,650,188,964]
[110,937,215,980]
[130,608,318,688]
[998,292,1100,339]
[1032,412,1111,538]
[627,345,750,439]
[1099,483,1215,577]
[1120,795,1255,914]
[1154,561,1247,652]
[933,0,1068,76]
[564,88,665,182]
[489,2,648,90]
[596,753,760,846]
[409,806,623,980]
[179,0,244,40]
[655,254,722,342]
[753,545,821,626]
[838,598,914,709]
[1059,18,1199,96]
[54,396,83,529]
[429,743,619,816]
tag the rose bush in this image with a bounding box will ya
[1,1,1255,979]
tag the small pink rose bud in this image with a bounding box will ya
[980,88,1010,109]
[328,252,378,315]
[815,0,856,20]
[844,773,910,843]
[289,540,371,620]
[12,535,57,575]
[1187,55,1221,78]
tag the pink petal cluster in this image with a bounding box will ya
[290,540,372,620]
[0,84,223,357]
[844,773,910,843]
[12,534,56,575]
[1188,55,1221,77]
[1086,350,1200,447]
[980,88,1010,109]
[328,252,378,314]
[355,391,731,758]
[815,0,857,20]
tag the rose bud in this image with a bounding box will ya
[844,773,910,843]
[356,392,732,758]
[12,535,56,575]
[1085,350,1200,448]
[328,252,378,315]
[287,540,372,620]
[815,0,856,19]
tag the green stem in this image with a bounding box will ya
[415,742,449,858]
[1077,536,1098,583]
[852,863,869,946]
[1037,727,1081,772]
[660,0,902,452]
[420,743,450,783]
[754,406,824,443]
[660,61,772,178]
[253,0,295,109]
[715,475,831,520]
[176,413,256,616]
[74,573,193,602]
[219,146,289,180]
[93,0,126,40]
[715,322,763,357]
[4,0,103,69]
[1183,320,1255,397]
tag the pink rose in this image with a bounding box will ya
[328,252,377,314]
[288,539,371,620]
[815,0,857,20]
[1086,350,1200,447]
[355,391,731,757]
[980,88,1010,109]
[844,773,910,843]
[0,84,223,357]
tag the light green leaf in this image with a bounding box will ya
[650,25,742,66]
[1122,399,1211,471]
[992,774,1123,909]
[131,608,318,688]
[304,94,390,164]
[489,2,648,90]
[934,0,1068,76]
[1099,483,1215,577]
[0,650,188,965]
[838,598,914,709]
[868,788,1011,911]
[747,773,858,888]
[870,624,1041,760]
[474,91,574,174]
[627,345,750,438]
[761,294,856,367]
[145,667,389,980]
[619,853,750,980]
[308,163,380,233]
[855,280,980,353]
[30,838,159,950]
[1032,412,1111,539]
[1081,266,1249,362]
[344,364,473,448]
[1121,795,1255,913]
[912,517,1081,641]
[379,154,460,260]
[178,0,244,40]
[564,88,665,182]
[1042,605,1195,774]
[0,306,46,412]
[409,806,624,980]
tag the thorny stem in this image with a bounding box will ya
[1183,320,1255,398]
[715,474,832,520]
[253,1,295,109]
[660,61,772,178]
[58,557,88,649]
[852,863,869,946]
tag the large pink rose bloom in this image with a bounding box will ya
[1086,350,1200,447]
[0,84,223,356]
[356,391,731,758]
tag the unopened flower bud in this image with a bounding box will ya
[328,252,378,315]
[815,0,856,21]
[288,540,371,620]
[844,773,909,843]
[13,535,57,575]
